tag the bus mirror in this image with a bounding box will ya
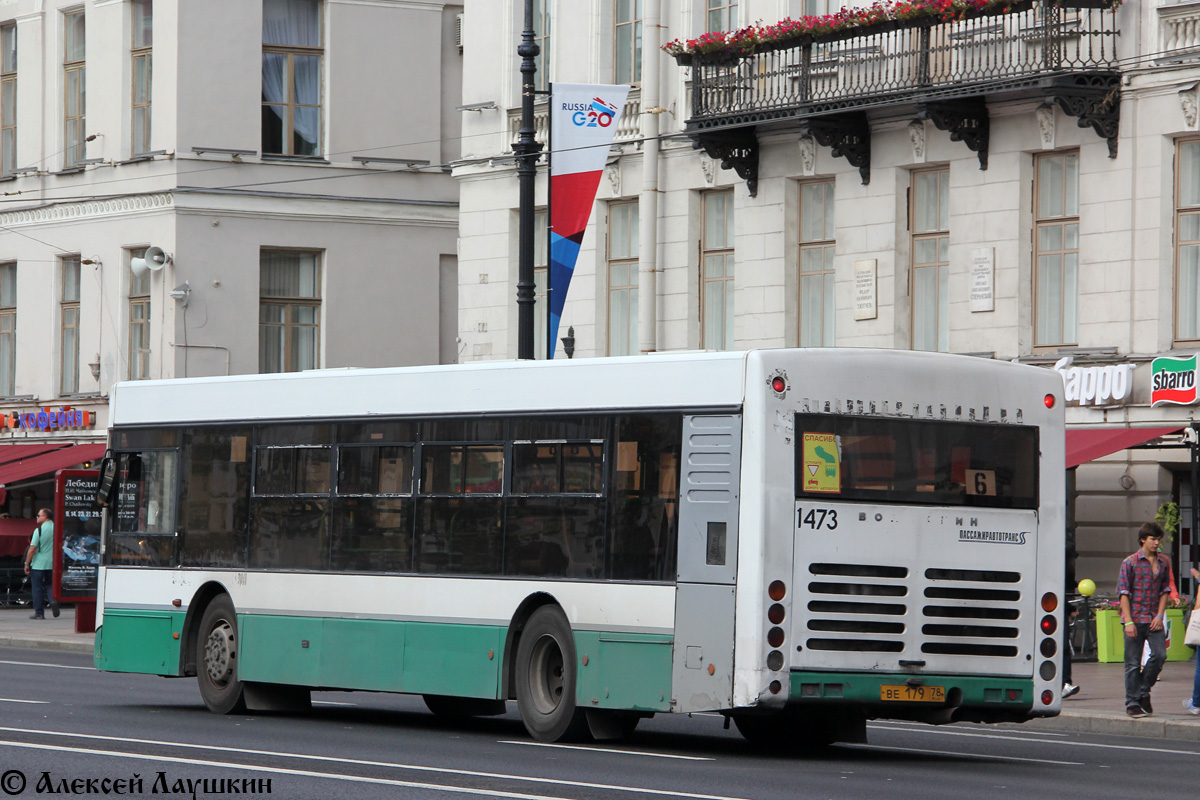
[95,456,118,507]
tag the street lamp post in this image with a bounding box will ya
[514,0,543,360]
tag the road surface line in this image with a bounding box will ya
[865,723,1200,757]
[499,740,713,761]
[0,728,740,800]
[0,658,93,671]
[0,740,634,800]
[0,698,48,704]
[844,742,1083,766]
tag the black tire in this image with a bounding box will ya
[514,605,590,742]
[196,595,246,714]
[423,694,507,719]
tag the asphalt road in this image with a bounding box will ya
[0,645,1197,800]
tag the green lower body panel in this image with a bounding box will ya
[790,671,1034,713]
[575,631,673,712]
[237,615,506,698]
[95,608,674,713]
[94,609,186,675]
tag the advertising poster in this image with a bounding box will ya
[53,469,102,601]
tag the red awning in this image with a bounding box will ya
[0,443,69,467]
[1065,427,1182,470]
[0,443,106,488]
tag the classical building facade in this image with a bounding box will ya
[454,1,1200,596]
[0,0,462,518]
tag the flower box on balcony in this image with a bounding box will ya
[668,0,1046,65]
[1052,0,1118,8]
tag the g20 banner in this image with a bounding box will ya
[548,83,630,357]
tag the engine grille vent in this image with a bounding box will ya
[803,561,1023,658]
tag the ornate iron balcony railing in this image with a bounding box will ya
[682,2,1119,129]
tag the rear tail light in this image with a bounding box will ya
[1040,615,1057,635]
[768,580,786,601]
[1041,593,1058,612]
[1041,690,1054,706]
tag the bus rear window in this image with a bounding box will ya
[795,415,1038,509]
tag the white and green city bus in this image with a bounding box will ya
[93,348,1065,745]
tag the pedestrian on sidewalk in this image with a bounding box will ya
[1186,563,1200,716]
[1063,541,1080,699]
[23,508,58,620]
[1116,521,1171,718]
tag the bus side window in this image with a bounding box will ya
[609,414,681,582]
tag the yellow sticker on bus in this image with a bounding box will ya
[802,432,840,494]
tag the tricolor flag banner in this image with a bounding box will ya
[1151,353,1199,407]
[548,83,631,357]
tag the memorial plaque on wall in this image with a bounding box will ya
[53,469,102,600]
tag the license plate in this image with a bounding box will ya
[880,684,946,703]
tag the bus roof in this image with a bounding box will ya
[109,351,753,426]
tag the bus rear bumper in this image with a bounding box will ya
[788,670,1038,724]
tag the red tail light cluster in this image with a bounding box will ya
[767,581,787,675]
[1039,592,1059,703]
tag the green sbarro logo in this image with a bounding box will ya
[1151,354,1199,407]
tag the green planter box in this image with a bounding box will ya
[1095,608,1124,663]
[1095,607,1192,663]
[1167,607,1192,661]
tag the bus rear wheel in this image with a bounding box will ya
[196,595,246,714]
[515,605,590,743]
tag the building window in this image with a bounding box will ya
[1177,140,1200,341]
[534,210,548,359]
[129,249,150,381]
[533,0,550,92]
[803,0,836,14]
[60,256,80,395]
[131,0,152,156]
[0,262,14,396]
[262,0,321,157]
[608,200,638,356]
[911,169,949,352]
[1,24,16,176]
[260,250,320,373]
[615,0,641,85]
[707,0,737,31]
[1034,151,1079,347]
[64,8,85,168]
[799,180,835,347]
[702,190,734,351]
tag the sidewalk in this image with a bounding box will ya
[1,606,1198,741]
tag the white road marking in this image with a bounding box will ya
[867,722,1200,757]
[844,743,1083,767]
[311,700,356,706]
[872,721,1069,738]
[0,698,48,704]
[0,741,614,800]
[0,658,93,671]
[0,728,740,800]
[499,740,713,761]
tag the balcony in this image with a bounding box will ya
[674,1,1120,191]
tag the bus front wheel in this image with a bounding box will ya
[514,605,590,742]
[196,595,246,714]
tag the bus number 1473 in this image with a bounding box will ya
[797,507,838,531]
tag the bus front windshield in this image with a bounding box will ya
[106,450,178,566]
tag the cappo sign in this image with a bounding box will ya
[1151,354,1199,407]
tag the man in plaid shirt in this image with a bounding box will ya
[1116,521,1171,718]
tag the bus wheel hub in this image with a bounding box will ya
[204,624,235,684]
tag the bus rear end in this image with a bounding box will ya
[736,350,1065,744]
